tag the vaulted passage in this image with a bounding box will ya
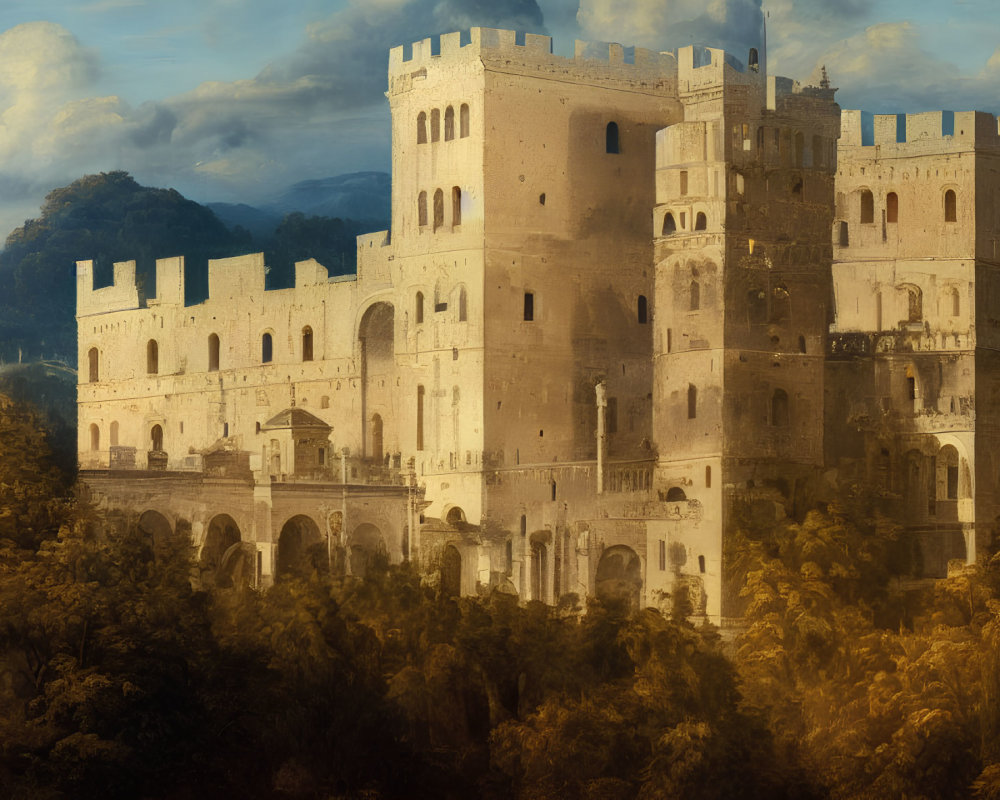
[200,514,250,589]
[595,545,642,609]
[277,514,325,580]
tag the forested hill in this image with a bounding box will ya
[0,171,374,363]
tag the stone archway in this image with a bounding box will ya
[277,514,326,580]
[595,545,642,609]
[137,510,173,550]
[201,514,248,588]
[348,522,386,578]
[359,302,394,460]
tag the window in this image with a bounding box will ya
[907,287,923,323]
[459,287,468,322]
[662,213,676,235]
[146,339,158,375]
[695,212,707,231]
[520,514,527,536]
[698,555,706,573]
[415,291,424,324]
[551,481,557,501]
[88,347,99,382]
[318,447,326,466]
[886,192,898,223]
[302,326,313,361]
[151,424,163,451]
[906,366,917,400]
[416,385,425,451]
[951,287,960,317]
[430,108,440,142]
[679,170,688,195]
[689,280,700,311]
[262,332,273,363]
[524,292,534,321]
[839,221,849,247]
[757,126,765,151]
[705,465,711,487]
[637,295,648,324]
[418,191,428,227]
[798,335,807,354]
[947,465,959,499]
[876,291,883,330]
[460,103,470,137]
[110,421,119,447]
[945,189,957,222]
[417,111,427,144]
[452,186,462,226]
[89,423,99,451]
[444,105,455,141]
[861,190,874,223]
[771,388,789,426]
[208,333,220,371]
[659,540,666,571]
[607,397,618,434]
[606,121,619,154]
[748,47,759,71]
[506,540,513,574]
[667,328,672,352]
[687,384,697,419]
[433,189,444,230]
[666,486,687,501]
[223,422,229,438]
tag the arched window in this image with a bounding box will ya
[415,291,424,324]
[695,212,707,231]
[444,106,454,140]
[458,287,468,322]
[637,295,648,324]
[662,213,676,236]
[798,334,807,354]
[88,347,99,382]
[860,189,874,223]
[839,221,849,247]
[907,286,923,323]
[705,465,712,487]
[771,388,789,426]
[687,384,697,419]
[430,108,440,142]
[951,287,960,317]
[433,189,444,230]
[417,111,427,144]
[460,103,470,137]
[302,326,313,361]
[748,47,759,71]
[110,420,119,447]
[771,283,790,321]
[416,385,425,451]
[689,280,700,311]
[606,121,619,154]
[452,186,462,226]
[418,191,428,227]
[262,332,273,363]
[208,333,220,371]
[89,423,100,451]
[151,424,163,451]
[666,486,686,501]
[146,339,158,375]
[886,192,898,223]
[945,189,957,222]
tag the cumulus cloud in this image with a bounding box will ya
[576,0,763,60]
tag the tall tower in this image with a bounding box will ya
[650,46,840,620]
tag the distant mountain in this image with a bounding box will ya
[205,203,283,242]
[263,171,390,226]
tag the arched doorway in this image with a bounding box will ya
[529,532,550,602]
[359,303,394,460]
[348,522,386,578]
[201,514,248,588]
[441,545,461,597]
[277,515,325,580]
[596,545,642,609]
[137,510,173,550]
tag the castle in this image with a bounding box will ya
[76,28,1000,622]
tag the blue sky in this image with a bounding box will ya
[1,0,998,238]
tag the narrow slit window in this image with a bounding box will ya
[417,111,427,144]
[433,189,444,230]
[459,287,468,322]
[637,295,648,324]
[261,332,273,363]
[452,186,462,226]
[416,385,425,451]
[886,192,898,223]
[208,333,220,371]
[88,347,99,382]
[460,103,470,137]
[606,121,619,154]
[945,189,957,222]
[687,384,697,419]
[418,191,428,227]
[146,339,158,375]
[90,423,100,451]
[524,292,534,321]
[444,106,455,141]
[415,291,424,324]
[301,326,313,361]
[430,108,440,142]
[662,213,676,235]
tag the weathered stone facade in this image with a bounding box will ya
[76,28,997,621]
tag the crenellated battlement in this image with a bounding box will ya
[388,27,678,81]
[840,109,1000,150]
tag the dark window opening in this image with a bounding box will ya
[430,108,440,142]
[606,121,619,154]
[662,213,676,235]
[417,111,427,144]
[748,47,759,71]
[524,292,534,321]
[415,291,424,324]
[951,287,960,317]
[416,385,425,451]
[798,334,807,353]
[771,284,790,322]
[151,424,163,451]
[947,465,959,499]
[459,287,468,321]
[698,555,706,573]
[861,190,874,223]
[88,347,99,382]
[839,220,849,247]
[659,540,666,571]
[666,486,687,501]
[705,465,711,487]
[302,326,313,361]
[907,375,916,400]
[945,189,957,222]
[667,328,672,353]
[539,193,546,205]
[506,540,513,574]
[444,105,455,140]
[223,422,229,438]
[452,186,462,226]
[89,423,99,451]
[460,103,470,137]
[687,384,697,419]
[208,333,220,371]
[520,514,527,536]
[262,332,273,363]
[638,295,648,324]
[607,397,618,434]
[418,191,428,226]
[695,212,707,230]
[433,189,444,230]
[887,192,898,223]
[551,481,557,501]
[146,339,158,375]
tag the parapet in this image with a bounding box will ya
[76,259,141,318]
[294,258,330,288]
[840,109,1000,149]
[389,27,677,81]
[207,252,266,301]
